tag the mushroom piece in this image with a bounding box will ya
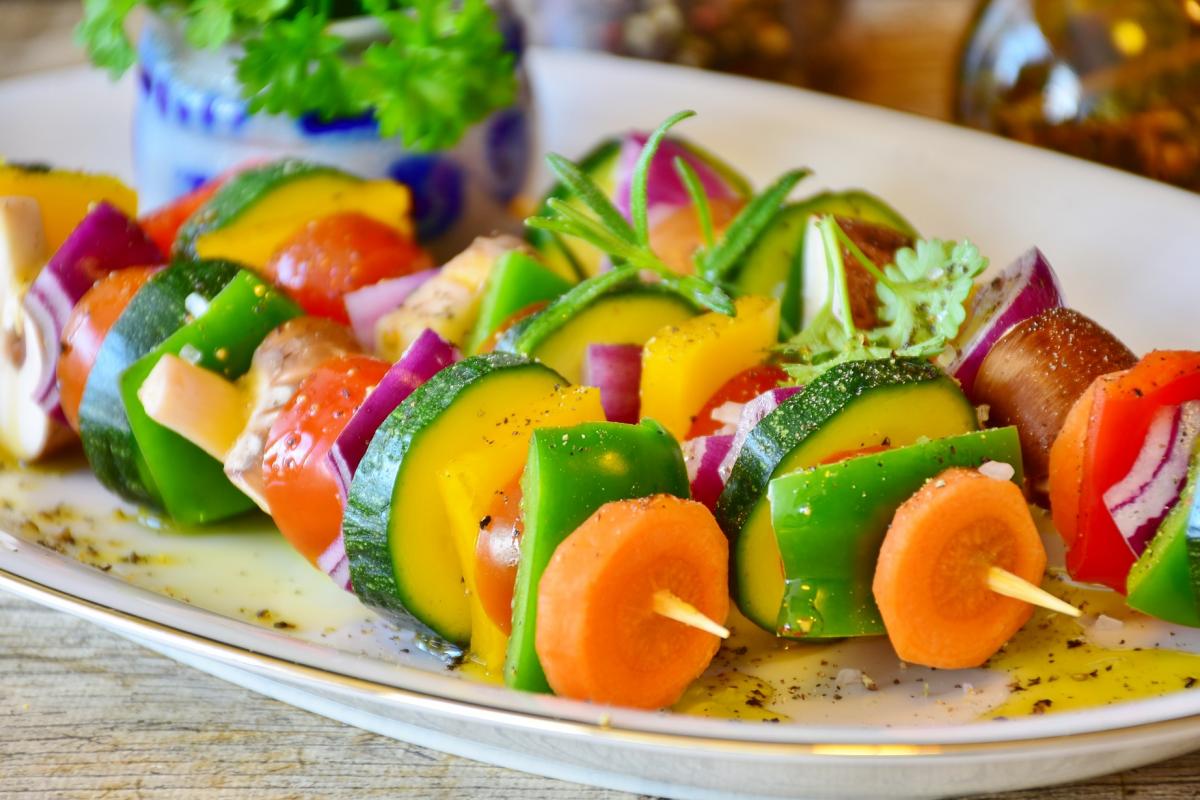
[223,317,361,510]
[0,196,72,461]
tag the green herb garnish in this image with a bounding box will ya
[526,109,811,316]
[77,0,517,152]
[780,215,987,383]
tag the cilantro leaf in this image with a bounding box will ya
[780,216,988,383]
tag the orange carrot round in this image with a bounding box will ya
[535,495,729,709]
[872,468,1047,669]
[1048,375,1104,548]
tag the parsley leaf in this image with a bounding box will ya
[76,0,142,77]
[78,0,519,153]
[237,9,357,120]
[185,0,236,50]
[359,0,516,150]
[780,216,987,383]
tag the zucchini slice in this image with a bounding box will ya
[344,353,572,647]
[498,270,701,383]
[715,358,977,633]
[174,159,412,268]
[79,260,242,506]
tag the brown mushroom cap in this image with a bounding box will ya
[974,307,1136,488]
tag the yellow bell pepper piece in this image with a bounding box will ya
[194,175,412,269]
[0,164,136,253]
[440,385,605,676]
[640,295,780,439]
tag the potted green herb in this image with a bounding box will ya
[77,0,530,243]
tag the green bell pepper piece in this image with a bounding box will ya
[119,269,301,525]
[505,419,690,694]
[466,251,574,354]
[1127,443,1200,626]
[767,427,1024,639]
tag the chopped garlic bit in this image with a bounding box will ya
[1091,614,1125,632]
[978,460,1016,481]
[0,531,19,552]
[184,292,210,320]
[835,667,863,688]
[710,401,745,429]
[975,403,991,425]
[179,343,203,365]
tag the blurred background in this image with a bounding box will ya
[2,0,1197,191]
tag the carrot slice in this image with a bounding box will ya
[1048,374,1106,548]
[535,495,729,709]
[872,468,1047,669]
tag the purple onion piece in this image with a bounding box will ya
[718,386,804,482]
[951,247,1065,397]
[583,343,643,424]
[1104,402,1200,555]
[613,132,741,221]
[683,434,734,512]
[344,269,438,349]
[316,534,352,593]
[25,202,162,414]
[327,328,460,502]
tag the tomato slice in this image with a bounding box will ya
[264,212,432,324]
[139,169,238,256]
[1067,352,1200,592]
[479,300,549,354]
[261,354,390,563]
[475,474,523,635]
[687,363,789,439]
[58,266,159,432]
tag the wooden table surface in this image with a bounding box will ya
[3,1,1200,798]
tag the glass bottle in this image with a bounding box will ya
[957,0,1200,191]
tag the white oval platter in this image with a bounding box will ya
[2,47,1200,800]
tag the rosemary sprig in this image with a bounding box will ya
[526,110,736,315]
[526,109,814,316]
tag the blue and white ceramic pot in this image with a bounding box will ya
[133,7,533,252]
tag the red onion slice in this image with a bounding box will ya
[583,343,642,424]
[683,434,734,512]
[328,328,460,502]
[344,269,437,349]
[317,534,352,593]
[613,132,742,220]
[1104,401,1200,555]
[718,386,804,482]
[951,247,1064,397]
[25,202,162,416]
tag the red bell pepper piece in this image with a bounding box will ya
[1067,351,1200,592]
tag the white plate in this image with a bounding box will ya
[3,48,1200,800]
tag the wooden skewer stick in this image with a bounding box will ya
[652,589,731,638]
[987,566,1082,618]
